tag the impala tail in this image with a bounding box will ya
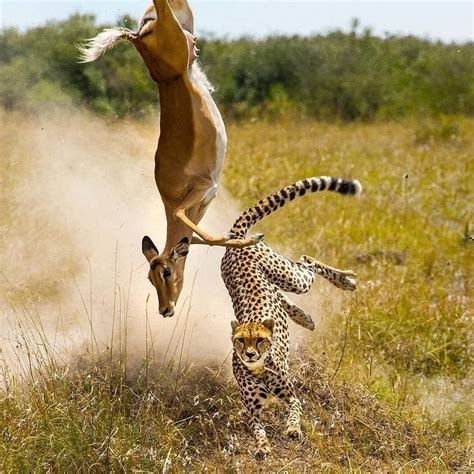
[231,176,362,238]
[76,28,136,63]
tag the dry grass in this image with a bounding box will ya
[1,344,469,471]
[0,110,472,471]
[225,116,473,379]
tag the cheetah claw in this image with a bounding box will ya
[251,232,265,243]
[224,231,239,240]
[255,444,271,460]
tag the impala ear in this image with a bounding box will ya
[231,320,239,334]
[262,318,275,334]
[142,236,159,262]
[171,237,189,261]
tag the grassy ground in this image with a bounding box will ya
[225,117,473,377]
[1,112,472,471]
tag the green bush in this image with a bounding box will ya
[1,15,473,120]
[414,115,464,145]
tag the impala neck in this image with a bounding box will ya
[157,74,195,144]
[157,64,218,254]
[157,65,213,131]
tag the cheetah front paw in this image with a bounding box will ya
[285,425,303,440]
[255,443,271,460]
[223,232,265,249]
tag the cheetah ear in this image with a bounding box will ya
[231,320,239,334]
[262,318,275,334]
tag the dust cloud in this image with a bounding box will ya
[0,107,338,377]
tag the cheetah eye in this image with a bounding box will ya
[163,267,172,279]
[237,338,245,344]
[256,337,265,345]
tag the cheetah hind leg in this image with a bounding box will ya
[300,255,357,291]
[277,291,315,331]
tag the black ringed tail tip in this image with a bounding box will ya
[231,176,362,237]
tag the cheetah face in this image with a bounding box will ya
[231,318,275,367]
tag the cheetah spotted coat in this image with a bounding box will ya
[221,176,362,458]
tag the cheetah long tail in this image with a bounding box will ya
[231,176,362,238]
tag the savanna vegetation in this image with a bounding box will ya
[0,12,472,472]
[0,15,473,120]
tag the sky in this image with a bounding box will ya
[0,1,472,43]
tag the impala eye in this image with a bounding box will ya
[140,17,154,30]
[163,267,172,279]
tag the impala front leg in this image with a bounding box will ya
[175,194,264,248]
[190,234,265,248]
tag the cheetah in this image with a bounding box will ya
[221,176,362,459]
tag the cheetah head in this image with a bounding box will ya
[231,319,275,368]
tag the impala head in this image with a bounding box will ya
[77,0,198,83]
[231,319,275,368]
[142,235,190,318]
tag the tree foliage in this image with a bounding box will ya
[1,15,472,120]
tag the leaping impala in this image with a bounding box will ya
[78,0,262,317]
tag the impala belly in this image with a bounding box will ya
[188,64,227,207]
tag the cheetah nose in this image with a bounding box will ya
[245,350,256,359]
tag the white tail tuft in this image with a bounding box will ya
[352,179,363,196]
[76,28,131,63]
